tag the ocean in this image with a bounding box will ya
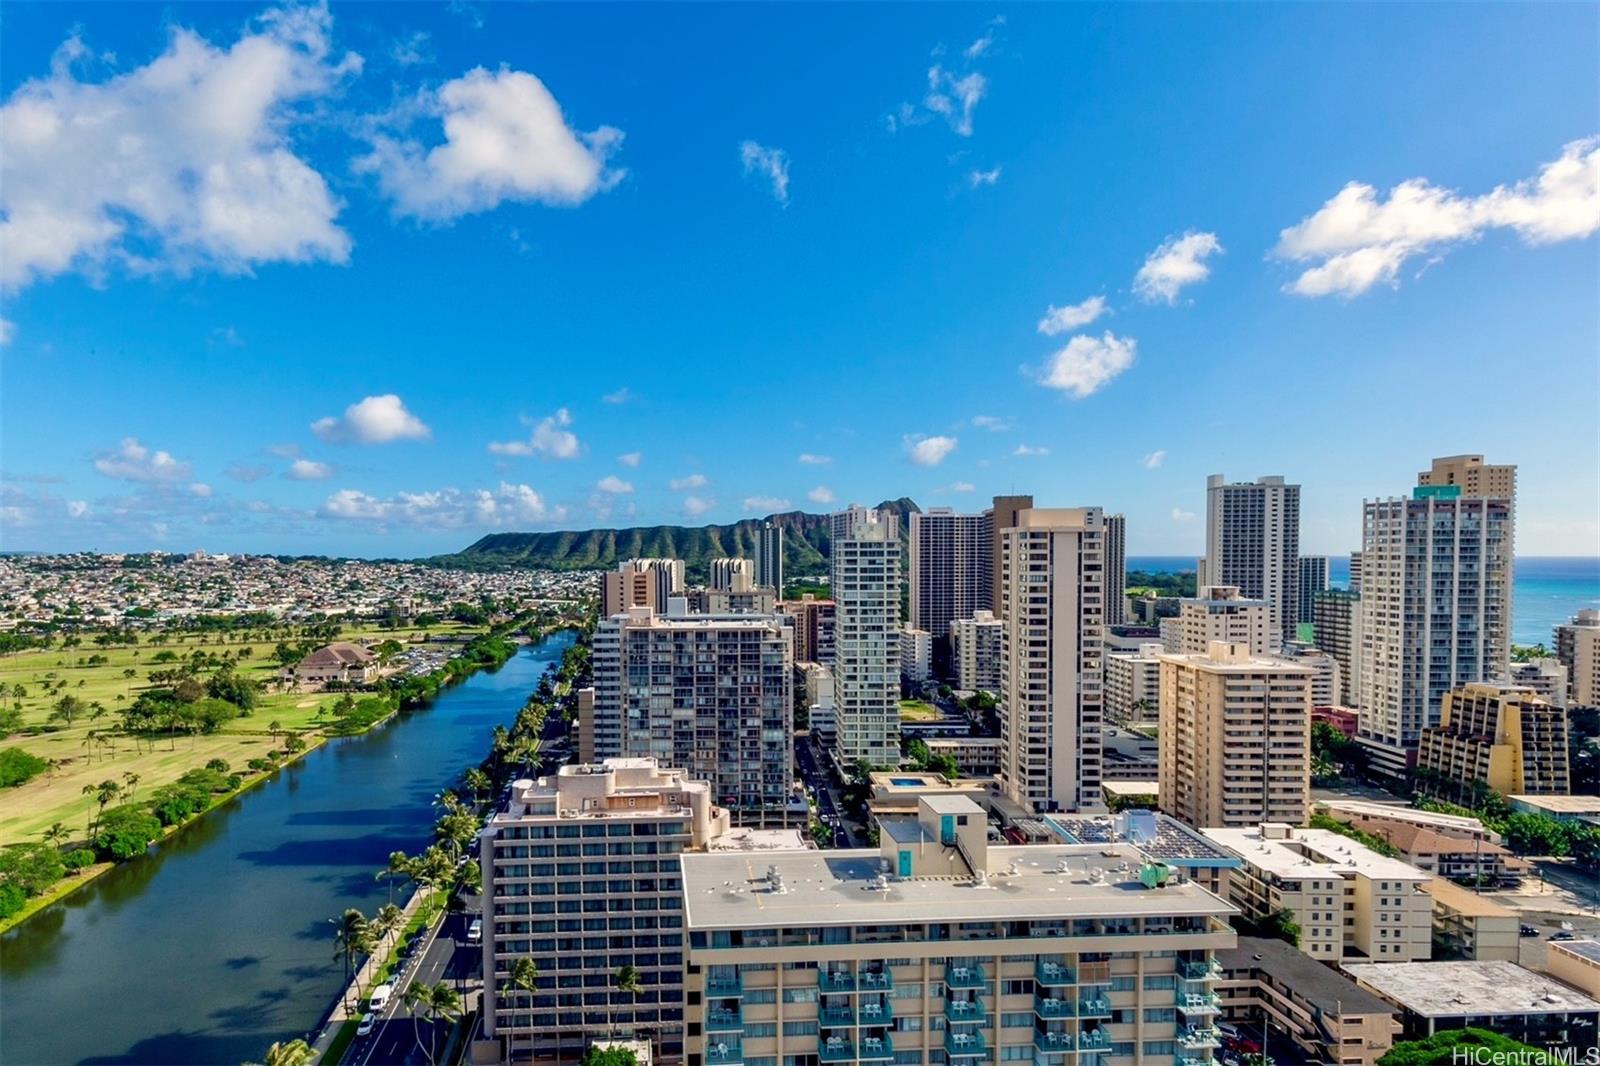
[1126,555,1599,648]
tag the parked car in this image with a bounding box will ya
[357,1013,376,1037]
[1522,924,1540,937]
[368,983,393,1011]
[1551,930,1577,941]
[467,917,483,943]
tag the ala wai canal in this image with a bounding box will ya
[0,631,573,1066]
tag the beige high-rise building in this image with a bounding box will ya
[985,494,1033,620]
[1417,682,1570,797]
[909,507,988,642]
[1159,641,1313,829]
[830,505,902,767]
[1178,586,1275,656]
[709,557,757,591]
[1106,642,1164,727]
[950,610,1003,693]
[1201,474,1301,644]
[601,557,686,617]
[1556,609,1600,708]
[777,593,836,665]
[999,507,1105,812]
[1418,454,1517,501]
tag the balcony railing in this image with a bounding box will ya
[1078,992,1112,1019]
[859,970,894,993]
[856,1034,894,1062]
[706,1006,744,1033]
[945,1031,988,1058]
[1079,1029,1112,1051]
[1034,994,1072,1020]
[944,997,985,1023]
[818,1037,855,1064]
[856,999,893,1027]
[705,1039,743,1066]
[1180,958,1223,982]
[819,1002,854,1028]
[705,973,743,998]
[1034,960,1074,986]
[1034,1030,1074,1054]
[818,970,856,994]
[1178,992,1221,1016]
[944,963,986,990]
[1179,1028,1222,1050]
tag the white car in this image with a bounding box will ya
[356,1013,376,1037]
[368,983,393,1012]
[467,917,483,943]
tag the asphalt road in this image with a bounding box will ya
[795,733,860,848]
[346,907,483,1065]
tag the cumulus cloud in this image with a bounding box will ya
[921,66,986,136]
[807,486,836,505]
[67,500,89,518]
[0,5,359,292]
[905,434,958,467]
[669,473,709,490]
[357,65,624,222]
[596,475,633,494]
[390,30,432,67]
[488,408,580,459]
[743,495,790,513]
[1141,450,1166,470]
[1171,507,1196,522]
[1036,332,1137,398]
[1134,231,1223,304]
[681,495,714,518]
[968,166,1001,188]
[1013,444,1049,457]
[189,482,213,498]
[0,318,14,345]
[971,415,1012,431]
[1037,295,1107,336]
[1276,137,1600,297]
[313,394,431,445]
[94,438,193,482]
[617,451,642,467]
[740,140,790,205]
[322,481,563,527]
[798,453,832,465]
[287,458,333,480]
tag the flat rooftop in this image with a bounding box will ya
[1343,960,1600,1018]
[680,843,1236,931]
[1419,878,1516,917]
[1316,799,1492,838]
[1202,825,1431,882]
[1552,940,1600,966]
[1100,781,1159,797]
[1509,795,1600,815]
[1049,813,1241,868]
[706,828,812,852]
[1219,936,1394,1016]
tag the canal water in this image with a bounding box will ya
[0,631,573,1066]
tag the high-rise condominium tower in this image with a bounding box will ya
[985,494,1034,620]
[1418,454,1517,501]
[1104,513,1127,625]
[1355,459,1514,780]
[829,505,901,767]
[999,507,1105,812]
[1201,474,1301,644]
[755,521,783,594]
[600,557,685,617]
[1297,555,1330,624]
[1556,609,1600,708]
[909,507,988,642]
[709,556,757,591]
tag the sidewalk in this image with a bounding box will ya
[309,886,437,1059]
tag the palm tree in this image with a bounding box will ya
[255,1038,315,1066]
[40,822,70,852]
[373,902,404,951]
[378,850,413,906]
[611,963,642,1038]
[462,768,491,807]
[332,909,373,1011]
[122,771,142,800]
[82,779,120,834]
[501,957,539,1062]
[404,980,461,1066]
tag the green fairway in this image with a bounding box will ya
[898,699,940,722]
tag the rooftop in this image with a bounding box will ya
[1218,936,1394,1016]
[1343,960,1600,1018]
[1509,795,1600,815]
[1551,940,1600,966]
[705,827,812,852]
[1419,878,1516,917]
[680,842,1236,930]
[1202,825,1432,882]
[1316,800,1489,838]
[1049,812,1241,869]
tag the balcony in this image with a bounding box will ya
[945,1031,988,1058]
[944,962,986,990]
[1034,959,1074,986]
[705,973,743,998]
[705,1039,743,1066]
[818,970,856,994]
[1078,991,1112,1019]
[856,1034,894,1062]
[1078,1029,1112,1052]
[706,1006,744,1033]
[1034,1030,1074,1055]
[1179,1028,1222,1050]
[1180,958,1223,982]
[856,999,893,1027]
[1178,992,1221,1016]
[819,1002,855,1028]
[944,997,985,1023]
[818,1036,856,1063]
[858,970,894,993]
[1034,994,1072,1020]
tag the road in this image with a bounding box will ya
[347,904,483,1064]
[795,733,861,848]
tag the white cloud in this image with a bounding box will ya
[357,65,624,222]
[0,318,13,345]
[488,408,580,459]
[964,29,997,60]
[1037,332,1137,398]
[66,500,89,518]
[1013,444,1049,457]
[189,482,214,498]
[1141,450,1166,470]
[922,66,986,136]
[743,495,790,513]
[971,415,1012,431]
[669,473,709,490]
[322,481,563,527]
[905,434,958,466]
[390,30,432,67]
[596,475,633,494]
[312,394,431,445]
[806,486,836,505]
[1171,507,1196,522]
[94,437,192,482]
[602,386,633,404]
[617,451,642,467]
[740,140,790,205]
[798,453,832,465]
[1276,137,1600,296]
[0,6,358,292]
[945,481,976,493]
[681,495,714,518]
[1134,231,1223,304]
[968,166,1001,188]
[287,458,333,480]
[1037,295,1107,336]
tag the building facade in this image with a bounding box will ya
[1416,682,1570,797]
[1158,641,1312,829]
[999,507,1106,812]
[755,522,783,596]
[1105,513,1127,626]
[950,610,1003,694]
[778,594,836,666]
[1556,609,1600,708]
[710,558,757,592]
[1505,658,1570,708]
[900,627,933,686]
[909,507,989,645]
[830,506,902,768]
[1200,474,1301,644]
[1177,586,1276,656]
[1312,589,1360,705]
[1105,643,1164,727]
[602,558,687,618]
[985,494,1034,621]
[1296,555,1330,625]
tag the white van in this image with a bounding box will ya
[368,983,393,1012]
[467,917,482,943]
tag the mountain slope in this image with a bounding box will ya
[432,499,920,579]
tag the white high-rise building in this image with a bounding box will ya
[1356,475,1514,780]
[709,556,757,591]
[1556,610,1600,709]
[755,521,783,594]
[1105,642,1164,727]
[829,505,902,767]
[1202,474,1301,644]
[900,626,932,685]
[1178,585,1275,656]
[909,507,988,643]
[950,610,1003,693]
[999,507,1106,812]
[1297,555,1330,625]
[1105,513,1127,625]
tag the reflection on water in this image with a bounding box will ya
[0,632,571,1066]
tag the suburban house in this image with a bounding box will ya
[292,642,377,687]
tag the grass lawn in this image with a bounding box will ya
[898,699,940,722]
[0,623,474,847]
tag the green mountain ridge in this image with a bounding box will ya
[432,498,920,580]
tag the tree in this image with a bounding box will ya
[0,747,49,787]
[581,1048,638,1066]
[81,779,121,832]
[40,821,70,852]
[121,771,142,800]
[404,980,461,1066]
[48,694,87,728]
[91,804,161,860]
[332,908,374,1011]
[1378,1028,1555,1066]
[379,850,413,906]
[500,957,540,1062]
[255,1038,315,1066]
[611,963,642,1037]
[373,902,405,951]
[462,768,491,806]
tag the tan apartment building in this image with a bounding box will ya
[1202,823,1432,963]
[680,795,1237,1066]
[1417,454,1517,500]
[924,735,1002,777]
[1556,608,1600,708]
[1158,641,1312,829]
[1416,682,1570,797]
[601,558,686,618]
[777,594,836,666]
[1546,939,1600,999]
[950,610,1003,694]
[1105,642,1163,727]
[1420,878,1519,961]
[1177,586,1276,656]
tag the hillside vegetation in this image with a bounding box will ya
[434,498,920,581]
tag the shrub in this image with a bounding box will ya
[246,757,275,772]
[149,783,211,826]
[0,882,25,920]
[205,758,231,774]
[62,848,96,872]
[0,843,67,896]
[0,747,49,788]
[92,804,162,861]
[177,767,234,794]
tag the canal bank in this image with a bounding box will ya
[0,631,575,1066]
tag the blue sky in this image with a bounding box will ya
[2,2,1597,558]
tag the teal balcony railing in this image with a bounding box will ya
[705,1039,743,1066]
[1034,994,1072,1020]
[1034,960,1075,986]
[818,1002,854,1027]
[944,997,985,1023]
[705,973,743,998]
[856,1034,894,1062]
[705,1006,743,1033]
[1034,1030,1074,1054]
[945,1031,988,1058]
[818,970,856,994]
[818,1036,855,1063]
[944,962,986,990]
